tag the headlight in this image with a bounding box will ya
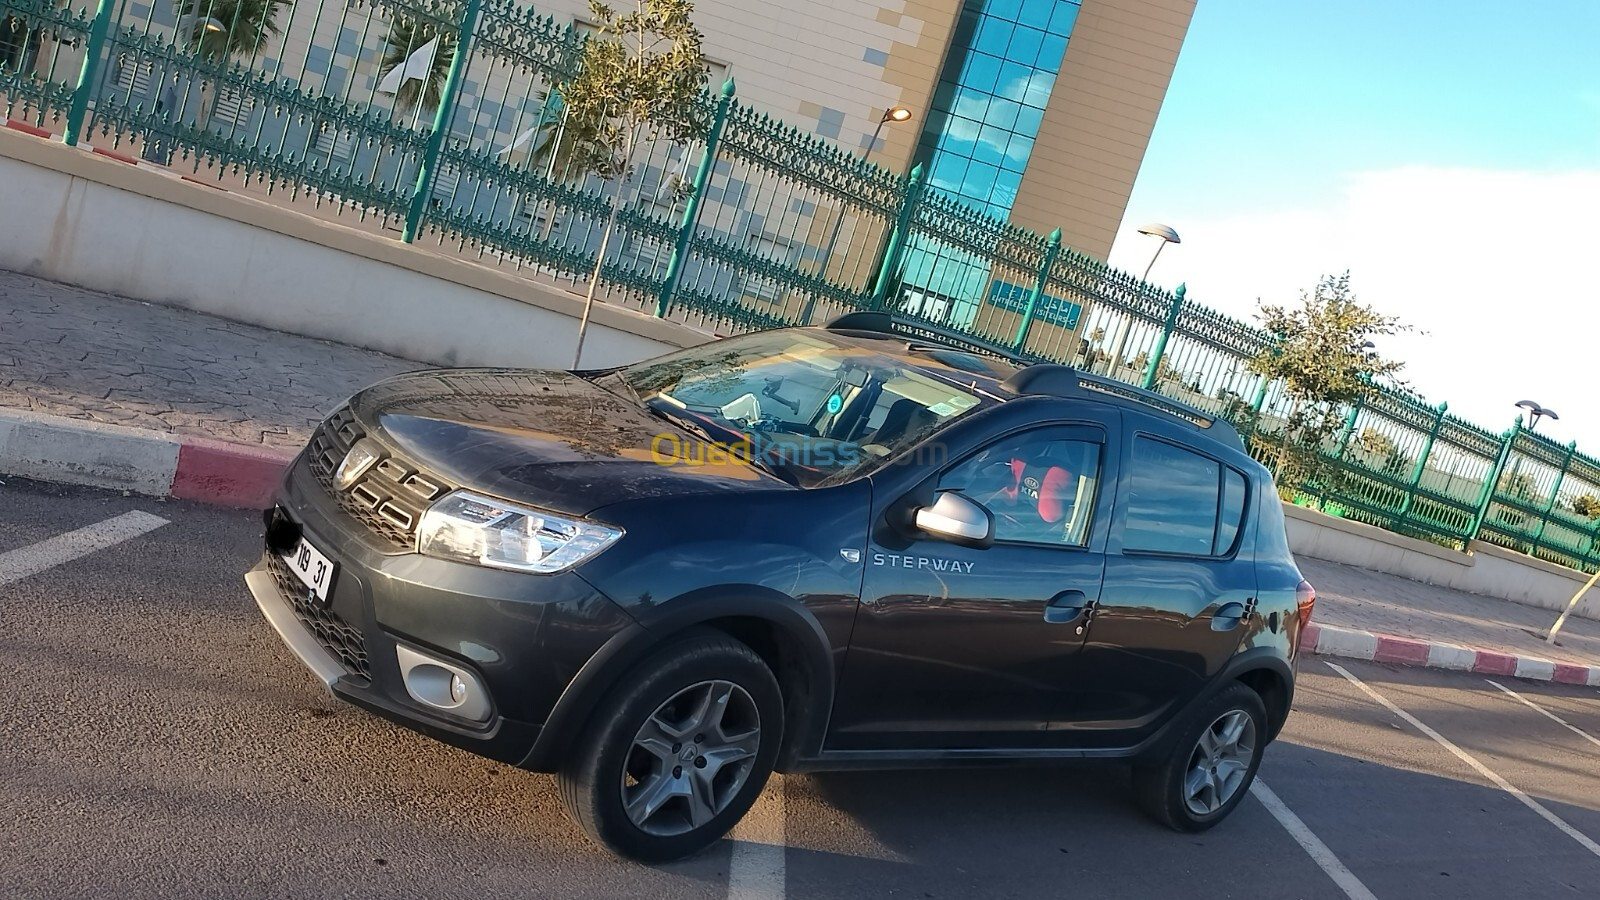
[417,490,622,573]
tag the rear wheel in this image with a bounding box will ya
[1132,682,1266,831]
[557,633,784,863]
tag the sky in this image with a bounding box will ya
[1104,0,1600,452]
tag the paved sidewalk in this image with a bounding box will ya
[1,270,418,449]
[1300,557,1600,671]
[3,270,1599,677]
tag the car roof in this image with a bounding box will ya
[816,312,1246,453]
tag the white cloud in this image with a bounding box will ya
[1109,166,1600,453]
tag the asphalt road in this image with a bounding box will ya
[3,477,1599,899]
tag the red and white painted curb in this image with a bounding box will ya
[1,409,292,509]
[1304,621,1600,686]
[3,117,231,189]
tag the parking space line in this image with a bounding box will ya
[0,511,169,588]
[1251,779,1378,900]
[1485,679,1600,752]
[727,776,786,900]
[1329,662,1600,859]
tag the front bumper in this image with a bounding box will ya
[246,452,636,768]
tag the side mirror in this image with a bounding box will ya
[913,491,993,548]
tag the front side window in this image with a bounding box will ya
[607,331,989,487]
[940,432,1101,546]
[1123,436,1248,557]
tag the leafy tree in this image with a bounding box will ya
[560,0,707,367]
[379,14,457,115]
[175,0,291,62]
[1249,272,1410,496]
[1571,494,1600,520]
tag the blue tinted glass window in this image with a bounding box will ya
[986,97,1022,130]
[1037,31,1069,70]
[1216,468,1248,555]
[929,154,970,192]
[1015,104,1045,134]
[974,17,1015,56]
[1011,26,1045,67]
[1124,438,1222,556]
[975,124,1011,166]
[1048,2,1080,36]
[961,52,1002,94]
[1018,0,1056,30]
[953,85,992,121]
[997,61,1034,99]
[1001,134,1033,171]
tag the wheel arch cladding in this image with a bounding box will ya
[522,586,837,773]
[1234,665,1291,742]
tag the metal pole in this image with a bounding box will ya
[64,0,117,147]
[1141,240,1166,282]
[403,0,484,243]
[655,79,736,318]
[1545,566,1600,642]
[1142,283,1185,390]
[868,162,924,311]
[1012,228,1062,351]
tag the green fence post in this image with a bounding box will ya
[1469,417,1521,542]
[1531,440,1578,546]
[1141,283,1185,390]
[1334,390,1366,460]
[869,162,924,311]
[1012,228,1061,351]
[402,0,484,243]
[1394,401,1447,529]
[657,79,736,319]
[63,0,117,147]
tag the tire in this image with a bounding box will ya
[556,631,784,863]
[1132,682,1267,832]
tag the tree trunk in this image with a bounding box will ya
[571,124,640,369]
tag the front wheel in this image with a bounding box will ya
[557,633,784,863]
[1132,682,1266,831]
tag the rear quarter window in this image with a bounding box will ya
[1122,436,1249,557]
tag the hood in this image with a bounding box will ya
[348,368,789,516]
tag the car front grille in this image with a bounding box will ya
[268,551,371,681]
[305,407,451,551]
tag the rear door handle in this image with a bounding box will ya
[1044,590,1092,625]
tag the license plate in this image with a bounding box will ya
[281,534,336,603]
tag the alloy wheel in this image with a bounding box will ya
[1182,709,1257,816]
[621,679,762,837]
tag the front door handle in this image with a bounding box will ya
[1044,590,1092,625]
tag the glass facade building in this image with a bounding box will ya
[916,0,1082,219]
[899,0,1083,326]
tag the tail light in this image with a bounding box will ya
[1296,579,1317,624]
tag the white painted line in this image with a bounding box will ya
[1328,662,1600,860]
[0,511,169,587]
[1251,779,1378,900]
[727,775,786,900]
[1486,679,1600,753]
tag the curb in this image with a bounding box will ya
[0,409,293,509]
[1305,622,1600,687]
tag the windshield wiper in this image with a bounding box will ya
[645,402,798,486]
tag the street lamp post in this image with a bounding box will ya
[805,105,912,323]
[1104,222,1180,377]
[1503,399,1559,511]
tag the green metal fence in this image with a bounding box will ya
[2,0,1598,573]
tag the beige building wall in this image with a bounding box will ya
[535,0,961,175]
[1009,0,1196,260]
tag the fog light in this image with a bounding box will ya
[395,645,491,722]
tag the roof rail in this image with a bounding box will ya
[824,311,1035,366]
[1000,365,1245,450]
[822,313,1243,449]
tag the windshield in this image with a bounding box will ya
[605,331,992,487]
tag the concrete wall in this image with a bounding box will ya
[1284,503,1600,621]
[0,128,706,371]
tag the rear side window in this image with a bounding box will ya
[1123,437,1249,557]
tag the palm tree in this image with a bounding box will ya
[379,15,456,115]
[173,0,291,62]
